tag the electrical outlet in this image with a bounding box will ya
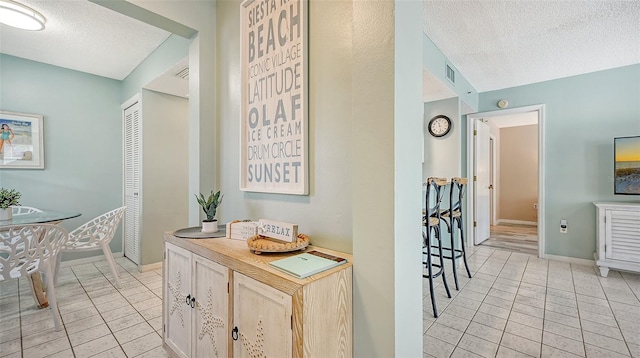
[560,219,568,234]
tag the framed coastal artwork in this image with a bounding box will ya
[0,111,44,169]
[239,0,309,195]
[614,136,640,195]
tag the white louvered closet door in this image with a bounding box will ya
[124,101,141,265]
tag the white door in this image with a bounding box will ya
[164,243,192,358]
[475,120,491,244]
[123,100,141,264]
[233,273,292,358]
[193,255,229,358]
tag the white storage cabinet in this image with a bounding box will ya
[594,202,640,277]
[164,243,230,358]
[163,235,353,358]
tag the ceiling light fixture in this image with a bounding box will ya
[0,0,45,31]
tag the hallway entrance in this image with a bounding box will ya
[466,104,545,257]
[480,223,538,255]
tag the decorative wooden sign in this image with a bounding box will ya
[240,0,309,195]
[226,220,259,241]
[258,219,298,243]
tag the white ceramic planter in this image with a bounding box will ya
[201,220,219,233]
[0,208,12,221]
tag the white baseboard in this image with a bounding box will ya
[140,261,163,272]
[60,251,124,268]
[497,219,538,226]
[542,253,595,266]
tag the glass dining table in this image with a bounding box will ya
[0,210,81,308]
[0,210,81,227]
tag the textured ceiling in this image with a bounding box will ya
[423,0,640,92]
[0,1,638,93]
[0,0,170,80]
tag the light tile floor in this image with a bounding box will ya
[0,257,169,358]
[424,246,640,358]
[2,247,639,358]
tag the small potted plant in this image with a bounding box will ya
[195,190,223,233]
[0,188,21,221]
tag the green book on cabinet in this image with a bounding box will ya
[269,250,347,279]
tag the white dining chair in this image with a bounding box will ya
[55,206,126,288]
[0,224,68,331]
[12,206,43,216]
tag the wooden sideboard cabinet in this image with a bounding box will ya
[594,202,640,277]
[164,243,229,358]
[163,233,353,358]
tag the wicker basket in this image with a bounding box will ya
[247,233,309,254]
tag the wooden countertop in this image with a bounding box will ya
[164,232,353,296]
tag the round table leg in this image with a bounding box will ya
[28,272,49,309]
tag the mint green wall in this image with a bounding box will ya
[0,34,189,265]
[121,34,190,102]
[0,54,123,260]
[423,35,478,112]
[479,64,640,260]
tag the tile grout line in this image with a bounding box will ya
[571,263,590,358]
[489,250,517,358]
[54,263,110,358]
[424,245,492,356]
[456,249,511,358]
[546,261,584,358]
[497,252,535,358]
[50,259,157,358]
[591,266,634,357]
[90,260,159,358]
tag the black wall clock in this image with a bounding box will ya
[427,115,452,137]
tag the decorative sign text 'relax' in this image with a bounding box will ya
[240,0,308,195]
[258,219,298,243]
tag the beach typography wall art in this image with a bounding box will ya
[240,0,308,195]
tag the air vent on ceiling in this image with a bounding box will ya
[446,64,455,84]
[174,66,189,80]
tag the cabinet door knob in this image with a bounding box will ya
[232,327,239,341]
[186,294,191,306]
[190,297,196,308]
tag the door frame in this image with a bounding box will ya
[489,134,497,226]
[466,104,546,257]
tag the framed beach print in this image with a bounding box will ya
[0,111,44,169]
[239,0,309,195]
[614,136,640,195]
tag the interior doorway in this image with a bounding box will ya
[466,105,545,257]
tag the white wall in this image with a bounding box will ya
[216,0,354,252]
[127,0,217,226]
[140,90,189,266]
[423,97,461,181]
[126,0,424,355]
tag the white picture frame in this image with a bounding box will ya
[239,0,309,195]
[0,110,44,169]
